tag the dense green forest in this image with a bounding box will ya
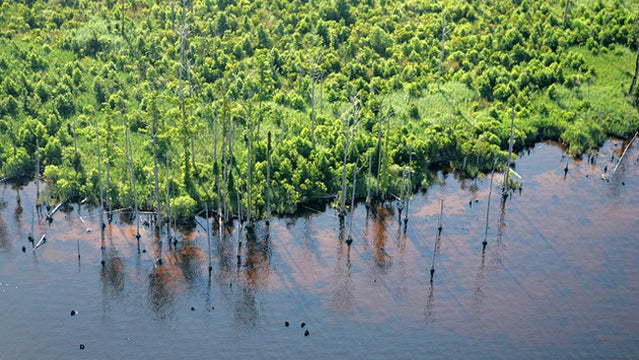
[0,0,638,223]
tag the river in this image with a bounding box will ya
[1,140,638,359]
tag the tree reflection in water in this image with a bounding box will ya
[232,223,272,326]
[100,247,126,300]
[0,185,12,250]
[330,216,354,314]
[368,204,393,273]
[147,265,176,320]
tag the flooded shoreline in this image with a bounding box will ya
[1,140,638,359]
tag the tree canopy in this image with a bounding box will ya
[0,0,637,221]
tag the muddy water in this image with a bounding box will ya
[1,140,638,359]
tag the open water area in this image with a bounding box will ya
[1,139,638,359]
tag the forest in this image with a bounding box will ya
[0,0,638,224]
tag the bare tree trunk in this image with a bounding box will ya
[563,0,571,28]
[152,122,161,230]
[339,112,352,217]
[166,156,172,241]
[246,107,253,226]
[438,18,447,91]
[629,42,639,97]
[97,123,104,236]
[106,120,112,221]
[35,138,40,208]
[375,102,382,197]
[502,107,515,199]
[267,131,272,219]
[126,126,140,250]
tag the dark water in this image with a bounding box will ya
[1,140,638,359]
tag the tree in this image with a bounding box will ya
[629,40,639,101]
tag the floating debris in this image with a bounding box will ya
[284,321,289,327]
[32,234,47,252]
[304,330,310,336]
[70,310,78,316]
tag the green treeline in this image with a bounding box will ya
[0,0,638,222]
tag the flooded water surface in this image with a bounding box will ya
[1,140,638,359]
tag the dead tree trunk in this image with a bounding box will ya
[152,121,161,231]
[563,0,571,28]
[267,131,272,219]
[629,42,639,98]
[97,123,105,235]
[502,107,515,199]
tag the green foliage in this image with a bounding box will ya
[0,0,637,220]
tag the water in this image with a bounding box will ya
[1,140,638,359]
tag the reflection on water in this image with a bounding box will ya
[100,247,126,299]
[366,204,393,272]
[148,265,176,320]
[330,217,354,314]
[1,140,638,358]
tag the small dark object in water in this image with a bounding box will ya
[100,260,105,266]
[71,310,77,316]
[28,235,34,243]
[622,182,625,186]
[142,249,146,253]
[429,267,435,282]
[79,344,85,350]
[191,307,196,311]
[301,322,306,328]
[604,165,608,173]
[475,199,479,203]
[345,237,353,246]
[285,321,289,327]
[173,239,177,247]
[135,233,141,240]
[469,200,472,207]
[21,246,26,253]
[482,240,487,251]
[304,330,310,336]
